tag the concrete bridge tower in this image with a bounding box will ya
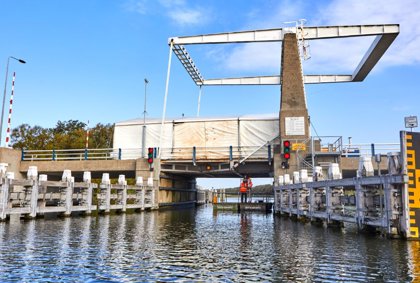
[275,32,310,177]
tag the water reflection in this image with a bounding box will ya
[0,206,417,282]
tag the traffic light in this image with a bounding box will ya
[283,140,291,160]
[147,147,154,164]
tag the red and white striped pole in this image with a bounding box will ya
[5,72,16,147]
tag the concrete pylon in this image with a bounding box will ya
[280,32,309,140]
[275,32,310,179]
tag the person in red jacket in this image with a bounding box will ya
[240,175,253,203]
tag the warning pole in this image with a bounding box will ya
[5,72,16,147]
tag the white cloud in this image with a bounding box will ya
[123,0,148,14]
[158,0,186,8]
[221,0,420,74]
[168,8,204,26]
[124,0,206,27]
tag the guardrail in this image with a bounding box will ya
[21,145,274,162]
[20,142,400,162]
[341,143,400,157]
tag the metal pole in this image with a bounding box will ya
[197,85,202,117]
[1,58,11,146]
[142,78,148,158]
[158,41,174,158]
[1,56,25,147]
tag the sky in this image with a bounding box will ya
[1,0,419,189]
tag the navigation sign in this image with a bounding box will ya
[405,116,418,129]
[291,143,306,151]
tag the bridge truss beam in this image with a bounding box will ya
[169,24,399,86]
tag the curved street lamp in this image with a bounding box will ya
[1,56,26,146]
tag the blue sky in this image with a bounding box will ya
[1,0,419,188]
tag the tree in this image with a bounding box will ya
[89,123,114,148]
[11,120,114,150]
[11,124,53,150]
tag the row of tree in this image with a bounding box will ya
[11,120,114,150]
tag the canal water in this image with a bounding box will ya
[0,205,418,282]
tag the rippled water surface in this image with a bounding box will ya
[0,205,419,282]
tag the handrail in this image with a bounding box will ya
[234,134,279,167]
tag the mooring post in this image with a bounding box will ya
[122,183,127,212]
[0,178,10,220]
[297,186,301,218]
[309,186,314,220]
[105,183,111,213]
[325,186,332,223]
[65,179,74,216]
[355,179,364,229]
[277,187,282,214]
[87,182,93,214]
[29,180,39,218]
[141,185,145,209]
[151,187,156,209]
[383,177,392,235]
[288,187,292,216]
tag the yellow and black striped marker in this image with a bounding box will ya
[405,132,420,238]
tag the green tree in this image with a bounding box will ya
[11,124,53,149]
[11,120,114,150]
[89,123,114,148]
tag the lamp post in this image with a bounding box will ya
[142,78,149,157]
[1,56,26,146]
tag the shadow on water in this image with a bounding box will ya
[0,205,418,282]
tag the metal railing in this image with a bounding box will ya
[341,143,400,157]
[21,145,274,162]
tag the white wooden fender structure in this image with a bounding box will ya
[274,152,408,238]
[0,168,157,221]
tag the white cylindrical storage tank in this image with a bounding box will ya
[118,175,126,185]
[39,174,47,182]
[293,171,300,184]
[284,174,290,185]
[313,166,323,181]
[299,169,308,183]
[83,171,91,183]
[136,176,144,186]
[278,175,284,186]
[147,177,153,187]
[27,166,38,180]
[102,173,110,185]
[328,163,341,180]
[62,169,72,182]
[357,156,374,177]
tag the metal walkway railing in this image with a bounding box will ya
[21,145,275,162]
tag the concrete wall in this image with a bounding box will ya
[0,148,24,179]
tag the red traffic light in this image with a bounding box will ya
[284,153,290,159]
[283,140,290,147]
[147,147,154,164]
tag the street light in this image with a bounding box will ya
[1,56,26,146]
[142,78,149,157]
